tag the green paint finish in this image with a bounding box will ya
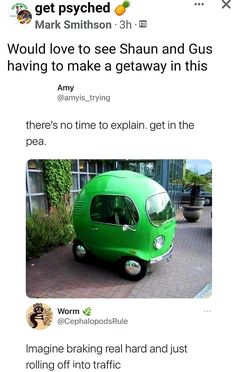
[73,171,176,263]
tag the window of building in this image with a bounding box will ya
[28,172,44,194]
[155,160,162,183]
[88,160,96,173]
[79,160,87,172]
[97,161,103,173]
[139,162,155,178]
[26,160,48,216]
[90,195,139,226]
[71,160,78,172]
[70,160,116,203]
[118,160,157,179]
[167,160,184,208]
[28,160,43,170]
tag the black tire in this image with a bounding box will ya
[204,198,212,206]
[72,240,90,263]
[119,257,148,281]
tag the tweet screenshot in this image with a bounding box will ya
[1,0,235,371]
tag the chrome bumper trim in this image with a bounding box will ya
[150,244,174,264]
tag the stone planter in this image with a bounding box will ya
[194,197,205,207]
[182,205,203,222]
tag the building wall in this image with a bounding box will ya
[115,160,184,208]
[26,159,184,215]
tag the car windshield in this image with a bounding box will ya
[146,193,175,226]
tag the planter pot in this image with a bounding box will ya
[194,197,205,207]
[182,205,203,222]
[181,200,190,206]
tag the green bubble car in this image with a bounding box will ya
[72,170,176,281]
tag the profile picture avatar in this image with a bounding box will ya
[26,303,53,330]
[11,3,32,24]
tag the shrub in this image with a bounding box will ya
[43,160,72,207]
[26,204,75,258]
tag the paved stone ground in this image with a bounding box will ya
[26,207,212,298]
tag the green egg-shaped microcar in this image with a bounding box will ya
[73,170,176,281]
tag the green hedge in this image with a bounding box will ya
[43,160,72,207]
[26,204,75,257]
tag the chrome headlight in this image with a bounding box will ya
[153,235,165,249]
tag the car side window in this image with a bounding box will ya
[90,195,139,225]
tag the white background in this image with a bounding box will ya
[0,1,235,371]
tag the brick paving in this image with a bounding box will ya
[26,207,212,298]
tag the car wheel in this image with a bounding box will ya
[120,257,148,281]
[204,198,212,206]
[72,240,90,262]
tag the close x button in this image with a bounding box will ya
[222,0,231,9]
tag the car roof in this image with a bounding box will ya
[82,170,166,200]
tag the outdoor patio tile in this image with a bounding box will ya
[26,207,212,298]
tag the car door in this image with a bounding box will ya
[86,194,143,261]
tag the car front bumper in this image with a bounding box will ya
[149,244,174,264]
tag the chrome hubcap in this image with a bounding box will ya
[75,245,86,258]
[124,260,141,276]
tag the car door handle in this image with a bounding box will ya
[122,224,136,232]
[90,227,99,231]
